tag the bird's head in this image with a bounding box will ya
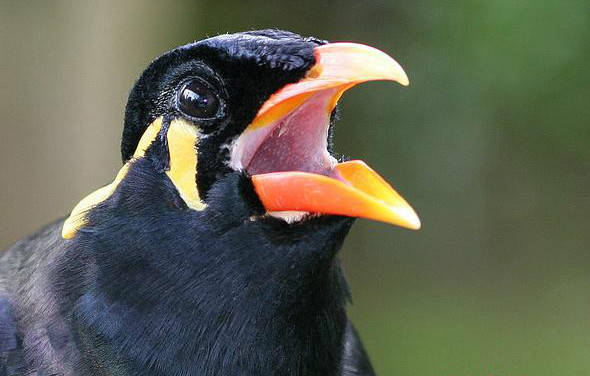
[62,29,420,239]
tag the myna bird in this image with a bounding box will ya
[0,30,420,376]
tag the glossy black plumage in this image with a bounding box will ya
[0,30,377,375]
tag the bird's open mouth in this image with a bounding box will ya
[231,88,338,179]
[229,43,420,229]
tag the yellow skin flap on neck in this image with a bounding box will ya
[62,118,205,239]
[165,119,206,212]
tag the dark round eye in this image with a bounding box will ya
[177,79,220,119]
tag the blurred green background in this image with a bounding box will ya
[1,1,589,374]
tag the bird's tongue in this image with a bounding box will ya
[241,42,420,229]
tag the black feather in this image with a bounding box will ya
[1,30,379,376]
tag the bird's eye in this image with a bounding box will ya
[177,79,221,119]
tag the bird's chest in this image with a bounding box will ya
[66,257,348,376]
[71,290,347,376]
[58,214,352,375]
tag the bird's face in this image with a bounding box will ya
[62,30,420,239]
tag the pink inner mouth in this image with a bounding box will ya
[231,89,340,179]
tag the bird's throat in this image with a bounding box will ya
[64,213,353,375]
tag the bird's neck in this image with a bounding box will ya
[56,162,355,375]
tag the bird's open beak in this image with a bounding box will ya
[233,43,420,230]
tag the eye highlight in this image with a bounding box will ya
[177,79,221,119]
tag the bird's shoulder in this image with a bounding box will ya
[0,294,27,376]
[0,219,68,376]
[341,321,376,376]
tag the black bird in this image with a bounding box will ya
[0,30,420,376]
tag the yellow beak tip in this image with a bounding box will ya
[392,69,410,87]
[409,217,421,230]
[391,206,421,230]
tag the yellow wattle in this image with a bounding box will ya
[62,117,205,239]
[165,119,206,211]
